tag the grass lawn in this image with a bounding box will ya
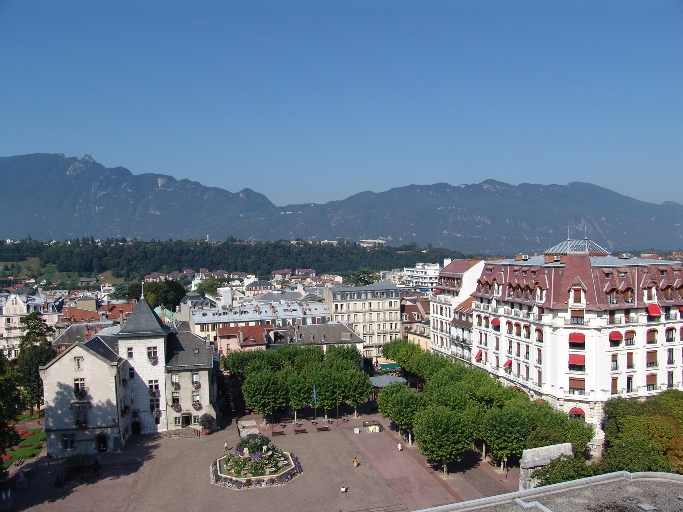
[3,429,45,469]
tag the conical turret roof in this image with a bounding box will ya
[119,299,168,335]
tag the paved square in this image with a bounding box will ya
[11,413,520,512]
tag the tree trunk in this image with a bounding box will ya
[353,405,358,418]
[482,442,486,460]
[294,410,298,423]
[324,410,328,420]
[408,431,412,446]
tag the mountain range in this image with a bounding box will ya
[1,153,682,254]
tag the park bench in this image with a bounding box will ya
[316,425,330,432]
[294,428,307,434]
[272,430,285,436]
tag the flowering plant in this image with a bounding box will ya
[149,355,159,365]
[193,401,202,411]
[193,381,201,390]
[172,403,182,413]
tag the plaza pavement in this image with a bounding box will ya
[9,412,521,512]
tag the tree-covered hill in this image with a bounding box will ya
[2,153,683,253]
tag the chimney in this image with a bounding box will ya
[118,308,124,327]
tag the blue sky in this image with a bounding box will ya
[0,0,681,207]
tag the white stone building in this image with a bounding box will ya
[323,280,401,360]
[0,290,60,359]
[40,299,218,457]
[470,239,683,449]
[429,259,484,360]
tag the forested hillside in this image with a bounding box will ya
[0,238,468,281]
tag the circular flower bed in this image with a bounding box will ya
[211,434,302,489]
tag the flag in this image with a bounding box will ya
[313,385,317,405]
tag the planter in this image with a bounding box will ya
[149,389,160,397]
[149,356,159,365]
[172,404,182,413]
[193,402,203,411]
[201,429,212,435]
[172,383,181,391]
[151,409,161,419]
[193,381,201,390]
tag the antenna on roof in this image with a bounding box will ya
[584,225,588,240]
[141,282,144,301]
[567,225,570,240]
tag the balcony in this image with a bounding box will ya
[625,338,635,346]
[666,313,678,321]
[625,315,639,324]
[627,363,635,369]
[647,384,657,391]
[646,361,659,368]
[523,354,529,360]
[568,388,586,396]
[566,317,585,325]
[610,362,619,371]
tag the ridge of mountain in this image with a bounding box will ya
[1,153,682,254]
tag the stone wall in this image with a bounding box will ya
[519,442,573,491]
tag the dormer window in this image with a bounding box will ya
[572,289,582,304]
[486,269,492,274]
[660,270,666,276]
[514,270,519,276]
[531,271,537,277]
[522,271,527,276]
[620,272,626,278]
[604,273,611,279]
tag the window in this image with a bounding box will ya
[174,417,181,426]
[647,330,658,344]
[127,347,133,359]
[171,372,179,383]
[75,405,87,426]
[74,378,85,391]
[573,289,582,304]
[646,374,657,391]
[192,392,200,403]
[611,378,618,395]
[568,378,585,395]
[192,373,199,383]
[148,380,159,396]
[668,348,675,365]
[626,375,634,393]
[570,310,585,325]
[74,357,83,370]
[193,415,200,425]
[150,398,160,411]
[128,367,135,379]
[147,346,158,360]
[62,434,75,450]
[668,371,674,389]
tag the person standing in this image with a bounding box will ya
[397,442,402,451]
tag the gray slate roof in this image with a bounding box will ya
[330,280,399,293]
[83,336,120,363]
[119,299,169,335]
[52,324,89,345]
[166,328,213,368]
[289,323,363,345]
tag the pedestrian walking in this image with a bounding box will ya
[340,482,347,493]
[397,442,403,451]
[224,442,228,452]
[353,457,359,467]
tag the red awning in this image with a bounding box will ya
[569,354,586,365]
[491,318,501,326]
[679,306,683,314]
[568,407,585,417]
[569,332,585,342]
[609,331,623,341]
[503,359,512,368]
[433,288,443,294]
[647,304,662,316]
[475,350,482,359]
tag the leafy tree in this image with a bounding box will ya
[340,370,373,417]
[533,455,594,486]
[599,431,673,473]
[196,277,220,298]
[325,345,362,370]
[312,368,341,418]
[241,371,286,424]
[378,384,424,444]
[17,345,56,415]
[616,414,681,454]
[414,405,473,472]
[143,280,187,309]
[287,372,311,423]
[483,404,532,460]
[126,283,142,301]
[18,312,55,354]
[0,353,27,455]
[666,437,683,473]
[348,268,379,286]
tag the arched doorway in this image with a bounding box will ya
[568,407,585,420]
[131,421,141,435]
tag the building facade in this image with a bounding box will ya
[470,239,683,448]
[323,280,401,360]
[429,259,484,360]
[40,300,218,457]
